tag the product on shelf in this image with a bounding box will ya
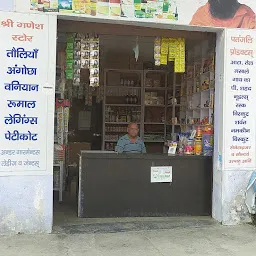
[184,139,194,155]
[194,138,202,155]
[105,106,141,123]
[201,78,210,90]
[202,133,213,156]
[144,92,164,105]
[105,142,116,151]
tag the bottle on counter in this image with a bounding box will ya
[194,139,202,155]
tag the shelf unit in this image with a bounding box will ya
[179,40,215,132]
[143,70,169,146]
[103,69,143,151]
[102,45,215,152]
[103,69,178,152]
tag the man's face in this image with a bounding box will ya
[209,0,240,19]
[128,124,139,138]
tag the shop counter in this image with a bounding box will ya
[78,152,212,218]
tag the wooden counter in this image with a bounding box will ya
[78,152,212,218]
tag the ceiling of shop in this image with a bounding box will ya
[100,35,154,60]
[57,33,207,62]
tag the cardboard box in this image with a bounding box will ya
[68,142,91,165]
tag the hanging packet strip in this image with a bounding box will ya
[65,33,75,80]
[160,37,169,65]
[89,35,100,87]
[160,37,169,55]
[174,38,185,73]
[168,38,178,61]
[160,55,168,65]
[179,38,185,73]
[154,37,161,66]
[73,35,82,86]
[81,36,90,69]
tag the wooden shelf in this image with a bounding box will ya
[105,122,129,125]
[105,104,141,107]
[145,87,166,90]
[106,86,142,89]
[104,55,215,150]
[145,105,165,107]
[144,122,165,125]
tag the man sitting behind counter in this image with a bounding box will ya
[116,122,146,153]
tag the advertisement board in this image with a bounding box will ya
[0,11,55,173]
[223,29,256,170]
[29,0,256,29]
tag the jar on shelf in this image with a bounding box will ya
[196,126,202,138]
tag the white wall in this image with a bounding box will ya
[213,28,256,225]
[0,1,15,12]
[0,11,56,234]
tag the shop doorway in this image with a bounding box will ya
[53,20,216,226]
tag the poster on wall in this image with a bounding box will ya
[29,0,256,29]
[223,29,256,170]
[0,12,50,172]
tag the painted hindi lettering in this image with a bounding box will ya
[0,12,49,171]
[224,30,256,169]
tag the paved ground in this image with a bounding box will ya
[1,217,256,256]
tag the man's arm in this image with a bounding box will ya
[116,139,124,153]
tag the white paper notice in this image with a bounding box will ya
[151,166,172,183]
[0,13,50,172]
[223,29,256,170]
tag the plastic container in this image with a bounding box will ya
[196,126,202,138]
[184,139,194,155]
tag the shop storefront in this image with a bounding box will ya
[0,0,256,234]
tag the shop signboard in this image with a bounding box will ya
[151,166,172,183]
[0,11,54,173]
[29,0,256,29]
[222,29,256,170]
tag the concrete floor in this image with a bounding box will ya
[1,216,256,256]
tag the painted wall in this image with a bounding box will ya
[0,1,14,12]
[0,176,53,234]
[213,28,256,225]
[0,11,56,234]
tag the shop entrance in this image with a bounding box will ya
[53,20,216,225]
